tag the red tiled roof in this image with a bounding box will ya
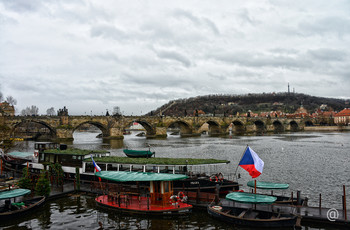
[335,108,350,117]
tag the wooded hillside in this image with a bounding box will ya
[147,93,348,116]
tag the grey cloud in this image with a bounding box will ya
[90,24,127,40]
[120,72,192,87]
[307,48,347,62]
[298,17,350,37]
[211,51,311,69]
[237,8,259,26]
[173,9,220,35]
[155,50,191,67]
[0,0,42,13]
[92,52,119,62]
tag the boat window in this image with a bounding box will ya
[39,153,44,162]
[164,181,169,193]
[49,154,55,163]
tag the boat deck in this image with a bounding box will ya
[96,194,192,215]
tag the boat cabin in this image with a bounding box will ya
[34,142,61,152]
[38,150,110,168]
[94,171,192,215]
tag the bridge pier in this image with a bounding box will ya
[107,127,124,140]
[56,128,74,141]
[146,127,167,138]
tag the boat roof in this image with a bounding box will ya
[95,171,188,182]
[0,188,31,200]
[7,152,33,158]
[225,192,277,204]
[88,156,229,166]
[44,148,109,156]
[247,181,289,190]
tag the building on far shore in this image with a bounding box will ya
[334,108,350,125]
[0,102,15,116]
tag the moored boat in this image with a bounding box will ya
[4,144,239,195]
[0,188,45,220]
[247,181,305,205]
[94,171,192,215]
[123,149,155,158]
[208,192,298,228]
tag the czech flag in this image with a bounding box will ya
[239,147,264,178]
[91,154,101,172]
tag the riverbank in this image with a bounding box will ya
[304,125,350,132]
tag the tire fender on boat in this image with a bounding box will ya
[177,191,187,202]
[212,206,223,211]
[217,172,224,181]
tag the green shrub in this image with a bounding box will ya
[35,171,51,197]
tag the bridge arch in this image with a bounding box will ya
[305,120,314,126]
[205,120,221,136]
[254,120,266,134]
[128,120,156,136]
[10,119,57,140]
[167,120,192,137]
[289,120,299,132]
[272,120,284,133]
[73,121,109,137]
[231,120,245,134]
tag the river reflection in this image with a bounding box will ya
[4,131,350,229]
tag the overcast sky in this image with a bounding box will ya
[1,1,349,115]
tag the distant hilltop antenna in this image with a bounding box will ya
[288,83,290,94]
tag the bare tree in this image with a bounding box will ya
[0,91,3,102]
[21,105,39,116]
[6,96,17,106]
[30,105,39,115]
[46,107,55,116]
[21,107,30,116]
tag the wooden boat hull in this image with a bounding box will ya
[123,149,155,158]
[0,196,45,220]
[208,205,297,228]
[95,195,192,216]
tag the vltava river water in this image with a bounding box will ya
[2,131,349,229]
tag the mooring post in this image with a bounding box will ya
[291,192,293,204]
[297,191,301,205]
[344,185,347,220]
[319,193,322,209]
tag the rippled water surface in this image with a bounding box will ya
[3,131,350,229]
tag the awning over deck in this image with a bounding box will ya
[95,171,188,182]
[247,181,289,190]
[0,189,31,200]
[226,192,277,204]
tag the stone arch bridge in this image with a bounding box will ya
[2,115,314,141]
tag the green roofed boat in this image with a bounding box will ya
[208,192,298,227]
[0,188,45,220]
[246,181,304,205]
[94,171,192,216]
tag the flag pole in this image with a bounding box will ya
[233,145,249,181]
[254,180,257,194]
